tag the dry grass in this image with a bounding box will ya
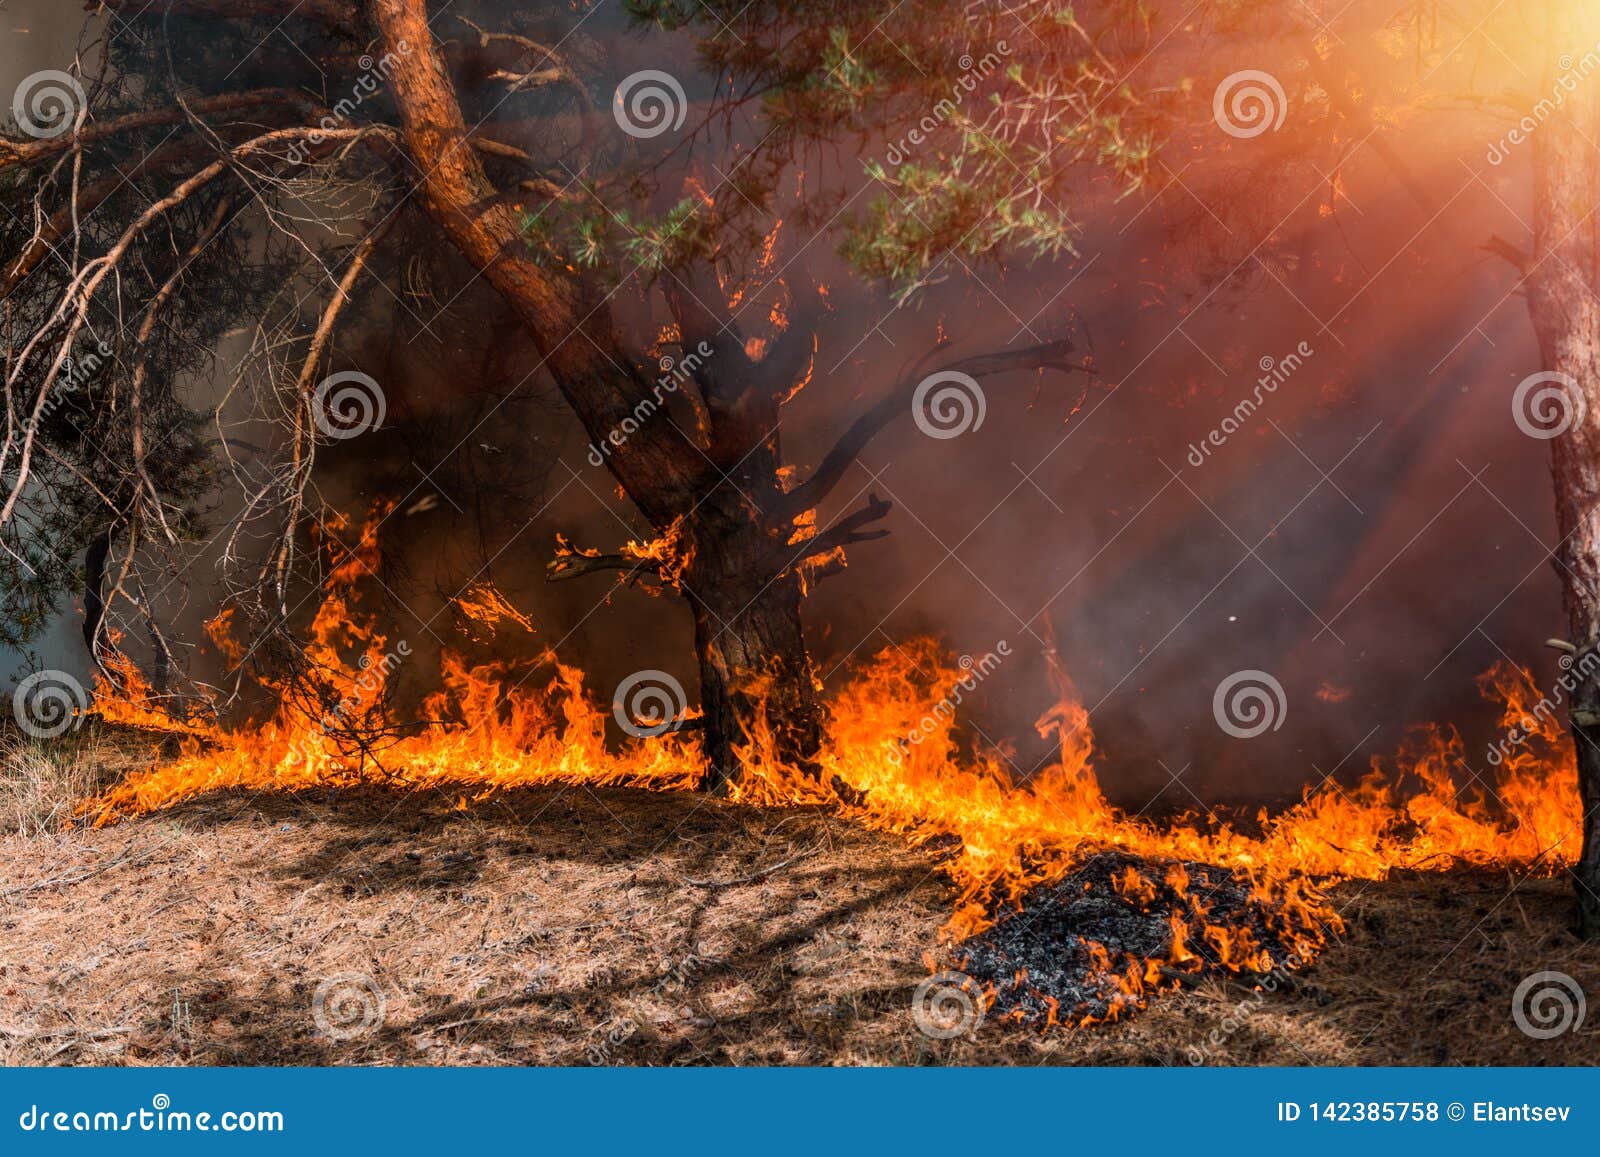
[0,749,1597,1065]
[0,727,150,838]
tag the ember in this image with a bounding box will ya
[955,851,1311,1027]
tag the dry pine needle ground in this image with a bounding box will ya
[0,734,1596,1066]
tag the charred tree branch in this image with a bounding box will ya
[762,277,826,398]
[793,493,894,562]
[545,551,664,585]
[783,337,1085,517]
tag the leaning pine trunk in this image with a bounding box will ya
[1528,50,1600,935]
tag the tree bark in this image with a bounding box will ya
[682,495,822,789]
[368,0,707,527]
[688,560,820,790]
[1527,33,1600,935]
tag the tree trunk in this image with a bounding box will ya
[1528,41,1600,935]
[683,496,823,790]
[371,0,836,792]
[1538,319,1600,936]
[82,525,113,671]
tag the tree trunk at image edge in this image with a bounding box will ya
[1529,57,1600,935]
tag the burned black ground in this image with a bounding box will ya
[956,851,1308,1025]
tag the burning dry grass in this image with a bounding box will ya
[69,629,1586,1029]
[0,784,1594,1066]
[26,509,1592,1036]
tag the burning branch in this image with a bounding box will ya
[546,552,664,585]
[661,263,752,428]
[545,536,665,587]
[761,278,826,401]
[785,494,895,588]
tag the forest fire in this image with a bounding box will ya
[7,0,1600,1104]
[70,512,1581,1027]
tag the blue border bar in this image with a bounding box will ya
[3,1068,1597,1154]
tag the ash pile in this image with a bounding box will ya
[953,850,1308,1026]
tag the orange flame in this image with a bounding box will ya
[76,513,1581,1026]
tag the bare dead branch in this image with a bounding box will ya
[794,493,894,562]
[0,89,311,172]
[1483,233,1531,275]
[783,337,1086,517]
[130,193,238,545]
[1,139,215,298]
[92,0,361,32]
[273,220,393,599]
[0,124,384,538]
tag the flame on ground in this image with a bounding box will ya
[72,516,1581,1026]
